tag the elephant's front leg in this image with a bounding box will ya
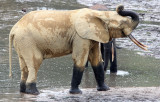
[70,39,90,94]
[69,64,84,94]
[89,42,110,91]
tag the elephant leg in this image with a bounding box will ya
[103,47,110,71]
[70,39,90,94]
[70,64,84,94]
[100,43,104,61]
[110,39,117,73]
[23,51,43,95]
[19,57,28,93]
[103,42,112,72]
[89,43,109,91]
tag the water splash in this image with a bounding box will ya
[106,70,129,76]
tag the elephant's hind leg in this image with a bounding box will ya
[19,57,28,93]
[22,50,43,95]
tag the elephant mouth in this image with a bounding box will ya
[128,34,148,51]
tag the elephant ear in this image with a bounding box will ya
[75,10,110,43]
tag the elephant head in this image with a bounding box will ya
[75,5,147,50]
[116,5,147,50]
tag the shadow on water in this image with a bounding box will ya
[0,0,160,101]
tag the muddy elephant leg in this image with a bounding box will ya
[70,64,84,94]
[19,57,28,93]
[89,43,109,91]
[25,69,39,95]
[23,51,43,95]
[70,39,90,94]
[102,42,112,72]
[103,39,117,73]
[109,39,117,73]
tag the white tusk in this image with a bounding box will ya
[128,34,148,51]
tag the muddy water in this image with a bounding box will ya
[0,0,160,101]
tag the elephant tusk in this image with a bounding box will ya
[129,34,148,48]
[128,34,148,51]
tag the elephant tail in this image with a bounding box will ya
[9,33,14,78]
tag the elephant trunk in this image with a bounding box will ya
[116,5,139,30]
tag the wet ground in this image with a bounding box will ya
[0,0,160,101]
[1,87,160,102]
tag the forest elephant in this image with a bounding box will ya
[9,5,147,95]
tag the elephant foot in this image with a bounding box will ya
[110,70,117,73]
[20,81,26,93]
[69,87,82,94]
[110,66,117,73]
[92,63,110,91]
[25,83,39,95]
[97,84,110,91]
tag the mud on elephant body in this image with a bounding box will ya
[9,5,147,95]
